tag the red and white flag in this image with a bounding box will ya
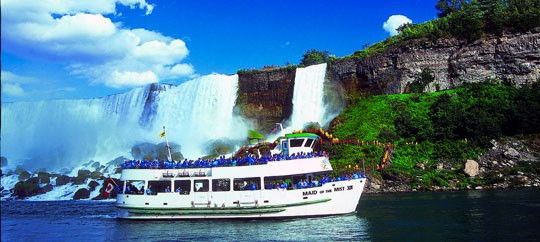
[104,179,115,198]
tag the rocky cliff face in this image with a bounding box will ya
[328,28,540,96]
[236,67,296,132]
[236,30,540,131]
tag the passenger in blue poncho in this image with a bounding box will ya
[145,185,152,195]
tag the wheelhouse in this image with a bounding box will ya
[272,133,320,157]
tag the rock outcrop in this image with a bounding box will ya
[236,30,539,131]
[328,29,540,97]
[464,160,480,177]
[73,188,90,200]
[236,67,296,132]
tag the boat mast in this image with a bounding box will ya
[162,126,173,161]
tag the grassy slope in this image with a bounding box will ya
[327,83,539,190]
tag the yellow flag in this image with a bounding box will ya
[159,131,166,138]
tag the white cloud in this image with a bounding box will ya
[170,64,196,77]
[1,71,34,97]
[133,40,189,65]
[383,15,412,36]
[107,70,159,88]
[1,0,192,90]
[3,83,26,97]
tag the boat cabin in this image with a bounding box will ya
[272,133,320,157]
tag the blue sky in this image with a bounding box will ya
[1,0,438,102]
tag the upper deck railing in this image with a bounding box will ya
[120,151,328,170]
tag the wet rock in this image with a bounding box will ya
[73,188,90,200]
[13,178,41,198]
[464,160,479,177]
[56,175,71,186]
[18,171,31,181]
[37,172,50,184]
[90,171,102,179]
[39,184,53,194]
[77,169,91,178]
[504,148,521,159]
[367,175,382,191]
[72,176,87,185]
[88,180,100,191]
[14,167,26,175]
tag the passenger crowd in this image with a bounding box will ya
[266,172,365,190]
[120,151,328,169]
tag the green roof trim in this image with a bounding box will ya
[285,133,320,139]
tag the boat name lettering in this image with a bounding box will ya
[302,190,318,196]
[334,186,345,192]
[347,185,353,190]
[326,189,332,193]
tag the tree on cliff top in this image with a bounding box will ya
[436,0,467,17]
[300,49,334,67]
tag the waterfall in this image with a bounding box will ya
[289,63,328,130]
[151,74,246,158]
[0,74,247,171]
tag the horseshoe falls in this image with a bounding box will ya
[289,63,330,130]
[0,74,246,171]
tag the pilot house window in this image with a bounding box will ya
[304,139,314,147]
[290,139,304,147]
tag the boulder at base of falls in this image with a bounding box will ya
[18,171,31,181]
[88,180,100,191]
[13,181,39,198]
[56,175,71,186]
[73,188,90,200]
[37,172,51,184]
[39,184,53,194]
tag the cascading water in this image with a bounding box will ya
[150,74,247,158]
[0,74,247,171]
[289,63,328,130]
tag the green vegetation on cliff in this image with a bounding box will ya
[328,82,540,189]
[349,0,540,60]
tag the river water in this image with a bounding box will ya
[2,189,539,241]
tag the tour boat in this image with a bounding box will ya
[116,132,366,219]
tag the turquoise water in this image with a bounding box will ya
[2,189,539,241]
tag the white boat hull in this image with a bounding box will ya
[116,178,366,219]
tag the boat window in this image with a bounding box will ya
[264,176,292,190]
[233,177,261,191]
[174,180,191,195]
[212,179,230,192]
[282,141,288,149]
[125,180,145,195]
[290,139,304,147]
[304,139,314,148]
[194,179,209,192]
[148,180,172,194]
